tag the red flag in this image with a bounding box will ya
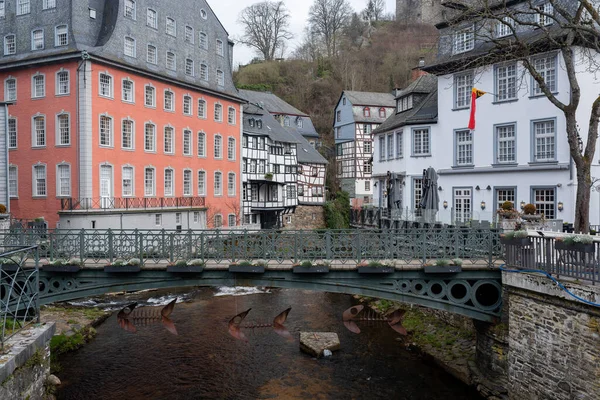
[468,88,486,130]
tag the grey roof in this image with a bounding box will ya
[373,89,438,135]
[395,75,437,99]
[344,91,396,107]
[243,104,299,144]
[284,128,328,165]
[239,90,307,116]
[283,117,320,139]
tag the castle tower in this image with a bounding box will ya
[396,0,444,24]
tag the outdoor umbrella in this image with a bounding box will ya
[419,167,439,222]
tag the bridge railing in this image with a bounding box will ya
[0,228,503,267]
[0,245,40,349]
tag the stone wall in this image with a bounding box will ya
[504,272,600,400]
[283,205,325,230]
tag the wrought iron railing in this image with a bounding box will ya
[60,197,206,211]
[0,245,40,349]
[351,207,497,227]
[504,234,600,284]
[0,228,503,267]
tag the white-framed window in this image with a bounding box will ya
[124,0,136,19]
[214,103,222,122]
[164,168,174,196]
[122,166,134,197]
[32,115,45,147]
[121,118,134,149]
[387,134,394,160]
[214,214,223,228]
[496,124,515,164]
[200,9,208,19]
[33,164,46,197]
[183,170,192,196]
[166,51,176,71]
[363,140,371,154]
[363,163,372,174]
[100,115,113,147]
[227,108,236,126]
[164,126,174,154]
[4,77,16,101]
[99,72,113,98]
[164,89,174,111]
[166,17,176,36]
[533,119,555,162]
[198,99,207,118]
[194,212,200,223]
[145,122,156,151]
[0,1,5,18]
[199,32,207,49]
[197,132,206,157]
[214,172,222,196]
[8,165,17,198]
[378,136,385,161]
[147,44,157,64]
[144,167,155,196]
[4,34,15,55]
[183,129,192,155]
[197,170,206,196]
[296,118,303,128]
[533,187,555,219]
[32,73,45,98]
[454,73,473,109]
[396,130,403,158]
[185,58,194,76]
[183,95,192,115]
[453,25,474,55]
[56,113,70,146]
[57,164,71,197]
[155,214,162,226]
[455,130,473,166]
[454,188,472,223]
[228,172,236,196]
[8,117,16,149]
[496,188,515,210]
[217,69,224,86]
[145,84,155,107]
[17,0,30,16]
[185,25,194,43]
[147,8,157,29]
[214,135,222,158]
[496,16,514,38]
[532,54,557,96]
[56,70,69,95]
[228,137,235,160]
[379,108,386,118]
[216,39,224,56]
[43,0,56,9]
[228,214,236,227]
[122,78,134,102]
[536,2,554,26]
[200,63,208,81]
[175,213,182,224]
[55,25,68,47]
[397,95,413,112]
[124,36,136,57]
[32,29,44,50]
[413,128,430,156]
[365,180,370,191]
[495,63,517,101]
[100,164,114,201]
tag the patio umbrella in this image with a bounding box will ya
[419,167,439,222]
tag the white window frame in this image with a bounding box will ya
[496,16,514,38]
[145,84,156,107]
[147,8,157,29]
[412,128,430,156]
[183,129,192,156]
[121,118,135,150]
[197,132,206,157]
[214,214,223,228]
[163,125,174,154]
[216,39,224,56]
[32,73,45,98]
[32,164,46,197]
[532,119,556,163]
[217,69,224,86]
[56,163,71,197]
[164,168,174,197]
[214,135,222,159]
[495,63,518,102]
[144,122,156,152]
[164,89,174,112]
[531,54,557,96]
[147,44,157,64]
[198,98,207,118]
[144,167,156,197]
[228,172,236,197]
[0,1,5,19]
[56,112,70,146]
[166,51,176,71]
[214,171,222,196]
[17,0,30,16]
[124,0,136,20]
[214,103,222,122]
[183,95,192,115]
[99,72,113,98]
[185,58,194,76]
[200,63,208,81]
[455,129,473,166]
[43,0,56,9]
[495,124,516,164]
[387,134,394,160]
[166,17,176,37]
[396,130,403,159]
[532,187,556,220]
[454,73,473,109]
[122,78,134,103]
[4,34,15,55]
[8,165,17,198]
[31,29,44,51]
[198,170,206,196]
[4,77,16,101]
[185,25,194,44]
[536,3,554,26]
[55,69,69,95]
[99,114,114,147]
[228,137,235,160]
[32,114,46,147]
[122,165,134,197]
[183,169,192,196]
[124,36,136,57]
[8,117,16,149]
[453,25,474,55]
[55,25,68,47]
[199,32,208,49]
[228,214,236,227]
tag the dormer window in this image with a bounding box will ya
[453,25,474,55]
[536,3,554,26]
[296,118,303,128]
[496,16,514,38]
[249,118,255,128]
[379,108,386,118]
[284,116,290,127]
[397,95,413,112]
[363,107,371,118]
[257,120,263,129]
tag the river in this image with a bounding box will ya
[56,287,481,399]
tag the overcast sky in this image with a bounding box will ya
[209,0,397,67]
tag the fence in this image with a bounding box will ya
[351,207,497,228]
[0,228,503,267]
[0,245,40,349]
[60,196,206,211]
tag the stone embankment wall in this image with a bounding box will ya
[283,205,325,230]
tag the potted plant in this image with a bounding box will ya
[521,203,542,221]
[167,259,205,273]
[264,172,273,181]
[43,258,83,273]
[104,258,141,273]
[555,234,595,253]
[500,230,531,246]
[424,258,463,274]
[293,260,330,274]
[357,260,395,274]
[0,256,22,272]
[496,201,520,220]
[229,260,266,274]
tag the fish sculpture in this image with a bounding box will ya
[342,305,407,335]
[117,298,178,335]
[228,307,293,343]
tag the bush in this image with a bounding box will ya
[435,259,450,267]
[324,191,350,229]
[501,201,514,211]
[0,204,6,213]
[523,203,537,215]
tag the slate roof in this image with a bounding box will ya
[344,91,396,107]
[243,104,299,144]
[239,90,307,117]
[373,89,438,135]
[395,75,437,99]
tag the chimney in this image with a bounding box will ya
[411,57,428,81]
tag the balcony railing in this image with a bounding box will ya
[60,197,206,211]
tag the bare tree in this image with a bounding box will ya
[309,0,353,57]
[238,1,293,61]
[447,0,600,232]
[362,0,386,23]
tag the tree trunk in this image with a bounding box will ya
[574,163,591,233]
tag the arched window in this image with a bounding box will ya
[379,108,386,118]
[363,107,371,118]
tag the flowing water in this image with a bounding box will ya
[56,288,481,400]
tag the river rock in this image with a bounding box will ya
[299,332,340,358]
[47,374,61,386]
